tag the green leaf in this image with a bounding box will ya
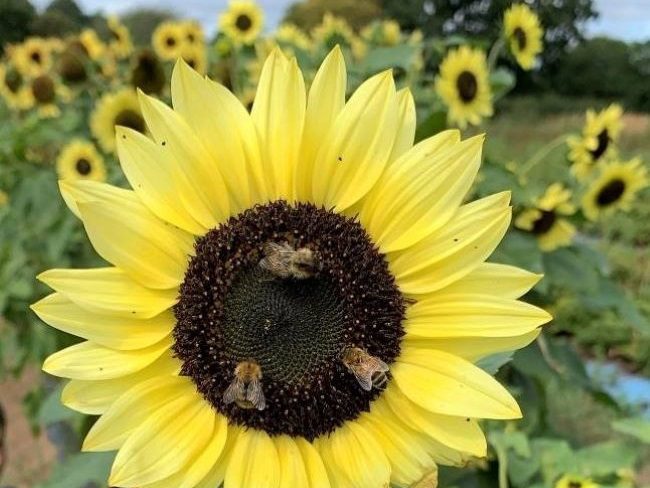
[38,383,77,426]
[490,68,516,101]
[361,45,418,73]
[476,351,514,375]
[36,451,114,488]
[612,416,650,443]
[414,110,447,142]
[574,441,638,476]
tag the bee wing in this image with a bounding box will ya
[223,378,245,405]
[350,366,374,391]
[367,355,390,374]
[246,378,266,411]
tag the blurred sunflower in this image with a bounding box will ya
[582,158,648,221]
[275,23,312,51]
[312,13,355,50]
[219,0,264,45]
[131,49,166,94]
[0,63,33,110]
[58,43,89,84]
[90,88,146,152]
[0,190,8,207]
[435,46,493,129]
[152,22,184,61]
[568,104,623,180]
[363,20,402,46]
[503,4,543,70]
[29,73,69,118]
[181,21,205,46]
[57,140,107,182]
[78,29,105,61]
[555,475,599,488]
[34,48,550,488]
[515,183,576,252]
[180,44,207,74]
[107,16,133,59]
[13,37,52,77]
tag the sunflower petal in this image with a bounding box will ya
[43,337,172,380]
[276,436,309,488]
[32,293,173,350]
[252,49,306,200]
[225,428,280,488]
[388,88,416,164]
[296,46,346,202]
[312,70,398,210]
[37,267,177,319]
[195,426,241,488]
[295,438,330,488]
[393,347,521,419]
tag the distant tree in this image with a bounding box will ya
[284,0,383,31]
[30,10,79,36]
[120,8,175,46]
[0,0,36,51]
[45,0,86,26]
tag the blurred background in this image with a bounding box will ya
[0,0,649,487]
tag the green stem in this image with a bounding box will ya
[518,134,568,177]
[496,443,509,488]
[487,37,505,71]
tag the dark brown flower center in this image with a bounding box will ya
[531,210,556,235]
[590,129,610,161]
[174,201,405,439]
[165,36,176,47]
[30,50,42,64]
[235,14,253,32]
[596,178,625,207]
[131,49,165,95]
[75,158,92,175]
[4,69,22,93]
[59,48,88,83]
[568,482,582,488]
[457,70,478,102]
[513,27,527,50]
[32,75,55,104]
[114,109,145,133]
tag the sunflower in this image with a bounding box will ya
[0,62,33,110]
[78,29,106,61]
[13,37,52,77]
[180,44,208,75]
[90,88,146,153]
[219,0,264,45]
[275,23,312,51]
[435,45,493,129]
[58,42,90,84]
[503,4,543,70]
[555,474,599,488]
[515,183,576,252]
[131,49,166,95]
[34,48,550,488]
[107,16,133,59]
[582,158,648,221]
[312,13,355,50]
[181,21,205,46]
[56,140,107,182]
[152,22,184,61]
[568,104,623,180]
[29,73,69,118]
[362,20,402,46]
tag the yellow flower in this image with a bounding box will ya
[555,474,600,488]
[435,46,493,129]
[29,73,70,118]
[312,13,354,50]
[582,158,648,221]
[0,62,33,110]
[79,29,106,61]
[107,16,133,59]
[361,20,401,46]
[568,104,623,180]
[180,44,208,75]
[504,4,543,70]
[152,21,184,61]
[90,88,146,153]
[33,48,550,488]
[56,140,107,182]
[181,21,205,46]
[130,49,166,95]
[515,183,576,252]
[0,190,8,207]
[12,37,52,77]
[219,0,264,45]
[275,23,312,51]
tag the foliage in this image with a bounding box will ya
[120,8,176,46]
[0,0,36,52]
[283,0,382,30]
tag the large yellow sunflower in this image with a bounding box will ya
[78,29,106,61]
[33,47,550,488]
[503,4,543,70]
[219,0,264,45]
[107,16,133,59]
[152,22,185,61]
[435,46,493,129]
[582,158,648,221]
[0,62,33,110]
[568,104,623,180]
[515,183,576,252]
[56,140,107,182]
[90,88,146,153]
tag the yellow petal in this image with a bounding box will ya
[109,392,215,487]
[383,384,487,457]
[388,88,416,164]
[116,127,206,235]
[295,438,330,488]
[61,352,180,414]
[83,375,195,451]
[32,293,173,350]
[138,90,230,227]
[316,422,391,488]
[389,192,512,295]
[37,267,177,319]
[433,262,543,299]
[225,428,280,488]
[195,426,241,488]
[60,180,194,290]
[171,60,259,212]
[43,337,172,380]
[363,134,483,253]
[276,436,309,488]
[252,49,306,200]
[296,46,346,202]
[312,70,398,211]
[405,293,551,338]
[393,347,521,419]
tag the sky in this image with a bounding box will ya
[32,0,650,42]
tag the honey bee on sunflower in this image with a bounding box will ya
[56,140,107,182]
[515,183,576,252]
[503,4,544,70]
[33,47,550,488]
[435,46,493,129]
[219,0,264,45]
[581,158,648,221]
[90,88,146,153]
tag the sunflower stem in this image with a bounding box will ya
[537,332,565,375]
[518,135,568,177]
[487,37,505,71]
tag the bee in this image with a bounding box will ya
[259,241,320,280]
[223,360,266,411]
[341,347,390,391]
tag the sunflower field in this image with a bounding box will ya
[0,0,649,487]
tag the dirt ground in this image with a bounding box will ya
[0,369,55,488]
